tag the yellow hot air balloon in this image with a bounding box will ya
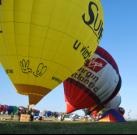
[0,0,104,105]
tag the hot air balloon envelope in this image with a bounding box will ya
[64,46,121,113]
[0,0,104,104]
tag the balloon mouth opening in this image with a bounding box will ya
[66,101,77,113]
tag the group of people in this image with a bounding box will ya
[17,106,35,121]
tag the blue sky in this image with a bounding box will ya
[0,0,137,119]
[100,0,137,119]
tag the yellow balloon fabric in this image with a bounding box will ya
[0,0,104,104]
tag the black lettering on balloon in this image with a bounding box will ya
[98,22,103,40]
[94,12,101,31]
[80,46,92,60]
[33,63,47,77]
[52,76,62,83]
[82,1,95,26]
[20,59,32,73]
[82,1,103,40]
[73,39,93,60]
[73,40,81,50]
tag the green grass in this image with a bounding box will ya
[0,121,137,134]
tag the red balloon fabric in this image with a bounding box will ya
[63,46,121,113]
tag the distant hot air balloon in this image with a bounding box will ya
[0,0,104,104]
[63,46,121,113]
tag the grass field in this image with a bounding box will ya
[0,121,137,134]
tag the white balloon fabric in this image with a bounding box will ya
[104,94,121,110]
[64,46,121,113]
